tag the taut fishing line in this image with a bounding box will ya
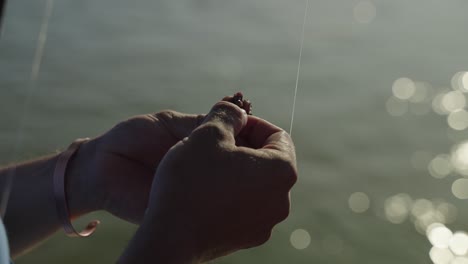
[0,0,55,218]
[289,0,309,137]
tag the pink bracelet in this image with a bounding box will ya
[53,138,100,237]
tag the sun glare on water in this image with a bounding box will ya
[350,71,468,263]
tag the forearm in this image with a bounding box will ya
[118,212,200,264]
[0,141,97,257]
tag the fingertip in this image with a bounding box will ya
[238,116,285,149]
[204,101,248,136]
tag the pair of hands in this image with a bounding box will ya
[73,99,297,262]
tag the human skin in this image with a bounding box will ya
[118,102,297,263]
[1,109,205,256]
[0,100,297,262]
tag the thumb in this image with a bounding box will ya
[190,101,248,145]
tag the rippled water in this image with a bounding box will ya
[1,0,468,263]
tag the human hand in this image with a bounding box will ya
[121,102,297,263]
[71,110,204,223]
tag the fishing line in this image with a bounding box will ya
[0,0,55,218]
[289,0,309,137]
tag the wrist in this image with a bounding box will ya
[65,138,101,218]
[119,211,201,264]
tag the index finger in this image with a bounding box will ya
[262,131,296,162]
[236,117,297,189]
[239,116,295,157]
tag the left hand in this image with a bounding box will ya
[72,110,204,224]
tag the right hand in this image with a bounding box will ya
[133,101,298,263]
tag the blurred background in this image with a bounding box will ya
[1,0,468,263]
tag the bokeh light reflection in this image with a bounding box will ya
[415,210,446,235]
[430,247,454,264]
[428,154,452,179]
[428,224,452,248]
[441,91,466,113]
[410,82,430,103]
[386,72,468,263]
[451,179,468,199]
[451,72,468,93]
[411,199,433,218]
[433,91,452,115]
[448,232,468,256]
[392,77,416,100]
[384,194,412,224]
[290,229,311,250]
[448,110,468,131]
[436,203,458,224]
[463,73,468,92]
[452,257,468,264]
[348,192,370,213]
[451,142,468,176]
[387,78,434,116]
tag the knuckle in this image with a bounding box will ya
[273,156,298,188]
[153,109,179,121]
[117,115,151,131]
[192,123,227,141]
[212,101,241,113]
[196,114,206,126]
[210,102,244,120]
